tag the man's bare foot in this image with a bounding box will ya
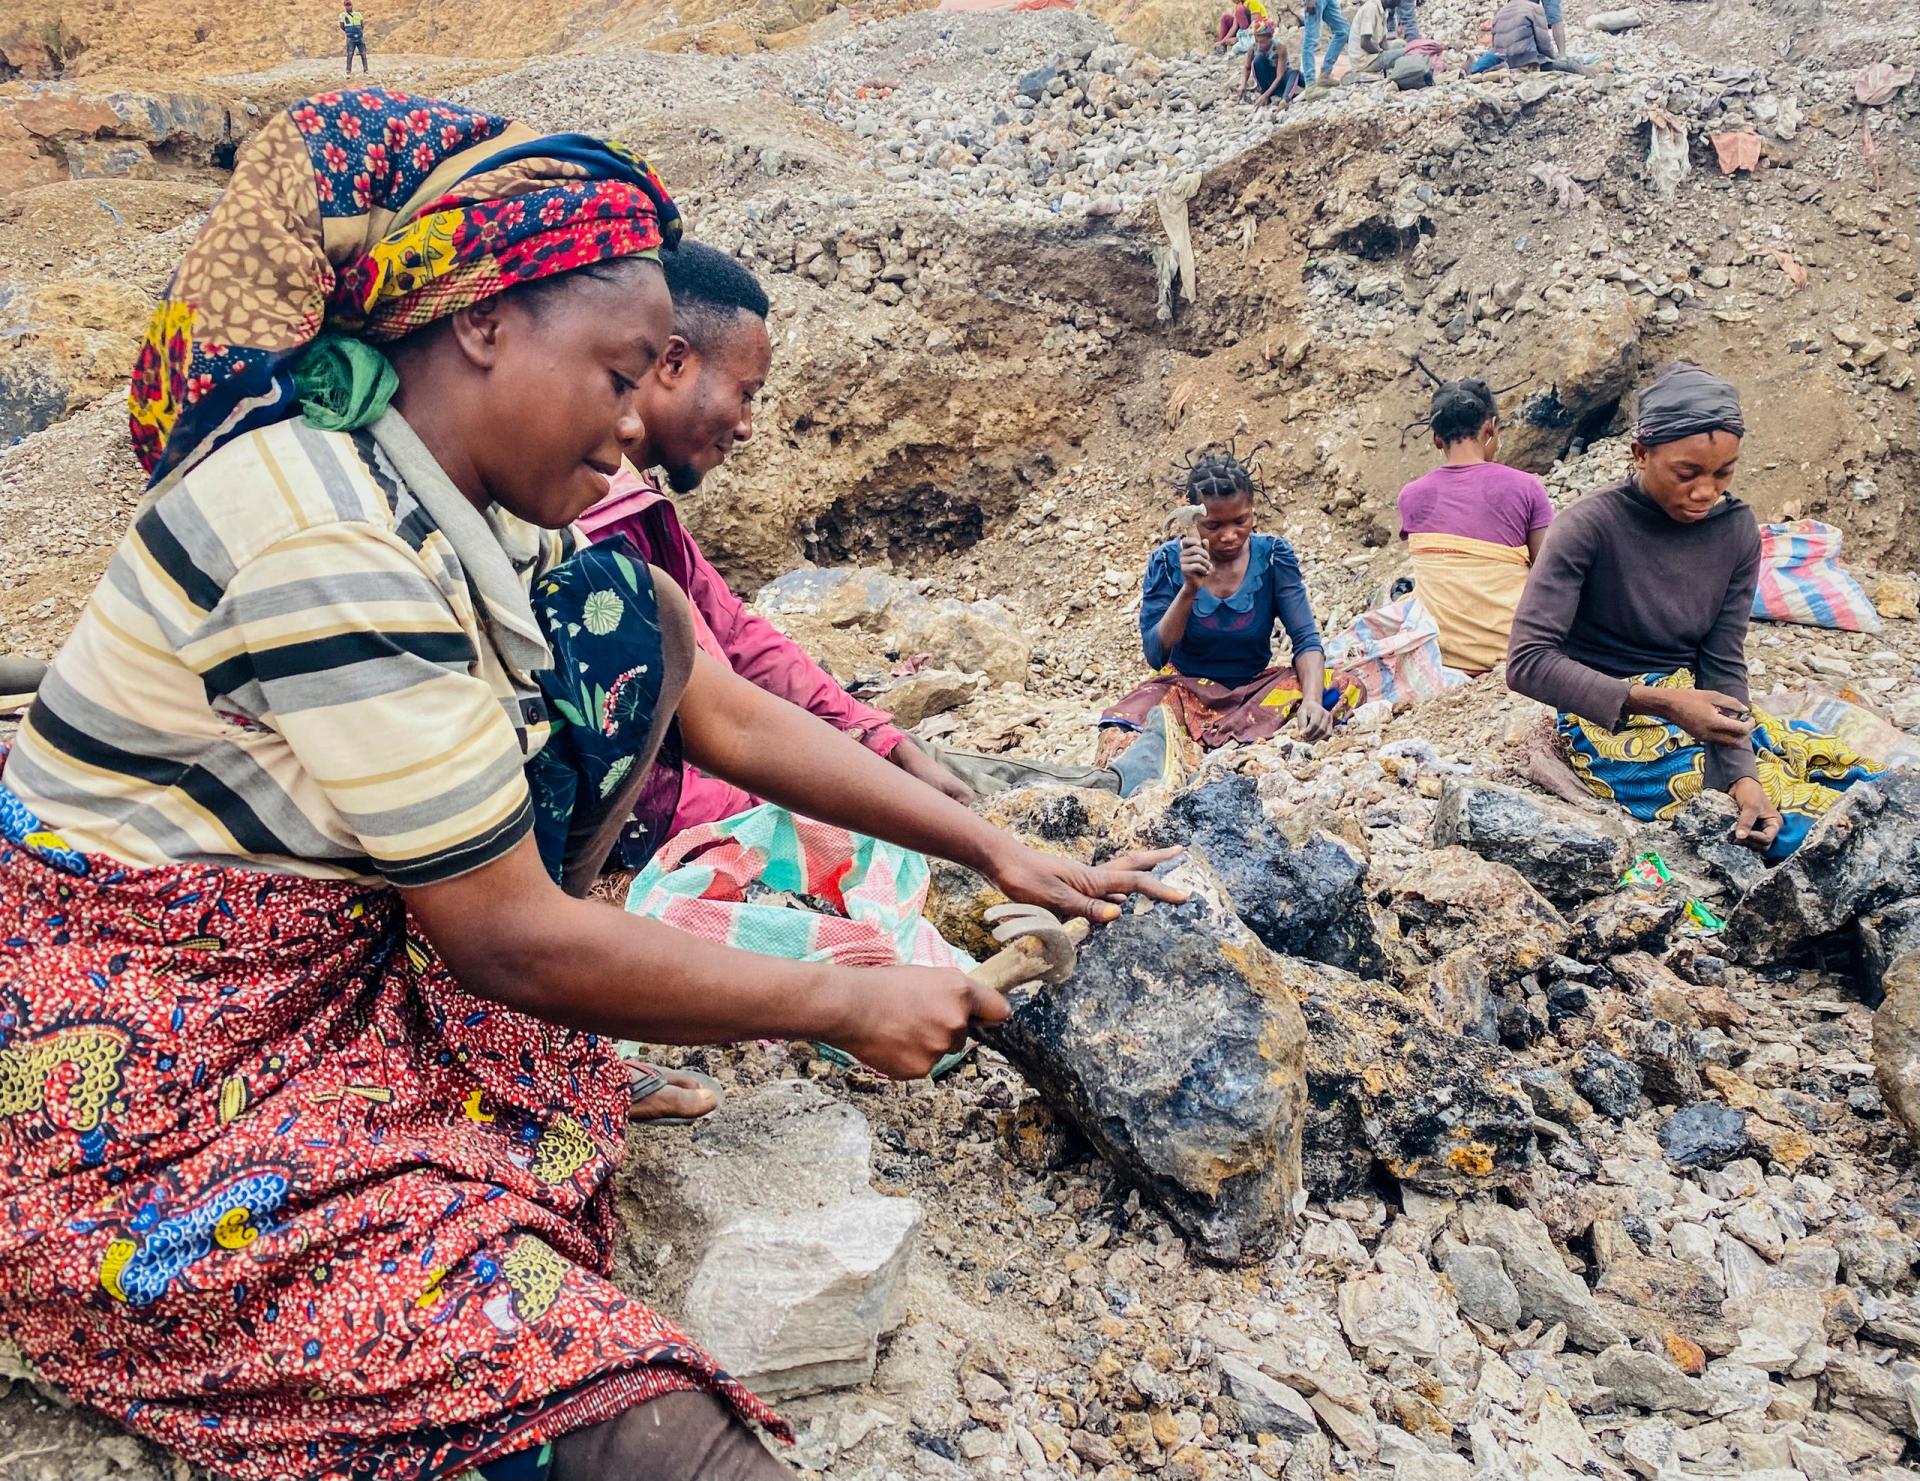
[627,1063,722,1122]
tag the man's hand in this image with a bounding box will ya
[889,736,976,806]
[1728,777,1783,854]
[1179,533,1214,593]
[987,844,1189,924]
[1292,697,1334,740]
[1633,685,1755,747]
[823,964,1010,1078]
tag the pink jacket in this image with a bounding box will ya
[578,469,907,833]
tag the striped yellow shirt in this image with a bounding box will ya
[7,414,575,886]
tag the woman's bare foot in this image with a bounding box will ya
[627,1063,721,1122]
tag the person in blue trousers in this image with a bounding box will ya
[1300,0,1351,85]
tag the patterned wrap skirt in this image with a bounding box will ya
[1558,668,1886,860]
[0,548,781,1480]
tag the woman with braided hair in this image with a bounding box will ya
[1100,445,1359,772]
[0,88,1183,1481]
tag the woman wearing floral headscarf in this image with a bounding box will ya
[0,88,1179,1481]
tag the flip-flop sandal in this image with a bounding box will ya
[628,1062,725,1124]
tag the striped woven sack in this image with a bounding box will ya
[1751,519,1881,633]
[1324,594,1468,705]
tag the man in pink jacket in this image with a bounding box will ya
[578,241,976,835]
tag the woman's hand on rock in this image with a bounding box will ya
[986,843,1189,924]
[1293,697,1334,740]
[1728,776,1783,853]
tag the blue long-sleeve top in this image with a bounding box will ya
[1139,532,1324,685]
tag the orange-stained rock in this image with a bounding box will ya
[8,95,118,139]
[1663,1333,1707,1375]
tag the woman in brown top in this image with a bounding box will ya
[1507,364,1883,858]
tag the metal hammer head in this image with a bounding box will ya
[983,902,1080,984]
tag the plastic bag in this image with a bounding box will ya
[1751,519,1881,633]
[1756,686,1920,770]
[1324,594,1467,705]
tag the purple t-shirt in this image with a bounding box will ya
[1397,463,1554,549]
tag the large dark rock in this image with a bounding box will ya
[1294,964,1536,1201]
[1874,952,1920,1144]
[1573,1044,1644,1121]
[1606,1016,1703,1106]
[1566,890,1685,960]
[1390,846,1569,980]
[985,856,1308,1264]
[1671,790,1772,898]
[1724,771,1920,963]
[1860,898,1920,997]
[1430,778,1634,903]
[1659,1102,1755,1169]
[1134,774,1389,979]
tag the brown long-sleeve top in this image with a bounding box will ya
[1506,479,1763,792]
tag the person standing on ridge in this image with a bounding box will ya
[1299,0,1351,88]
[341,4,369,73]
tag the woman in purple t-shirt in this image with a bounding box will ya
[1395,379,1553,672]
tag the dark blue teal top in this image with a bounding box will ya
[1140,532,1323,685]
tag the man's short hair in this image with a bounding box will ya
[663,240,770,349]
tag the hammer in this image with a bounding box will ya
[971,902,1089,994]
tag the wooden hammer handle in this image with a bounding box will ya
[968,917,1090,994]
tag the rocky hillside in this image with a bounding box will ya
[3,0,1920,1478]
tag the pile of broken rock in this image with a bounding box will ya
[608,753,1920,1481]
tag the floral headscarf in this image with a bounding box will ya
[129,87,681,483]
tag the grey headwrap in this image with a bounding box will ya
[1633,363,1745,446]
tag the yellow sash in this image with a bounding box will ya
[1406,531,1532,674]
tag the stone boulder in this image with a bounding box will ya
[0,85,243,196]
[1430,777,1633,904]
[870,667,981,727]
[1502,292,1642,471]
[984,855,1308,1264]
[1874,952,1920,1143]
[1671,789,1772,897]
[753,565,1030,686]
[1458,1203,1625,1353]
[1129,773,1389,978]
[1390,846,1570,980]
[62,139,155,180]
[0,275,153,441]
[1724,771,1920,963]
[1295,963,1536,1200]
[1859,897,1920,995]
[614,1080,920,1398]
[1566,890,1684,960]
[892,595,1029,687]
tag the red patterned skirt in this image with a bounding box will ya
[0,805,781,1480]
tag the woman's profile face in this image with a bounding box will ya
[1632,430,1742,524]
[474,260,674,528]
